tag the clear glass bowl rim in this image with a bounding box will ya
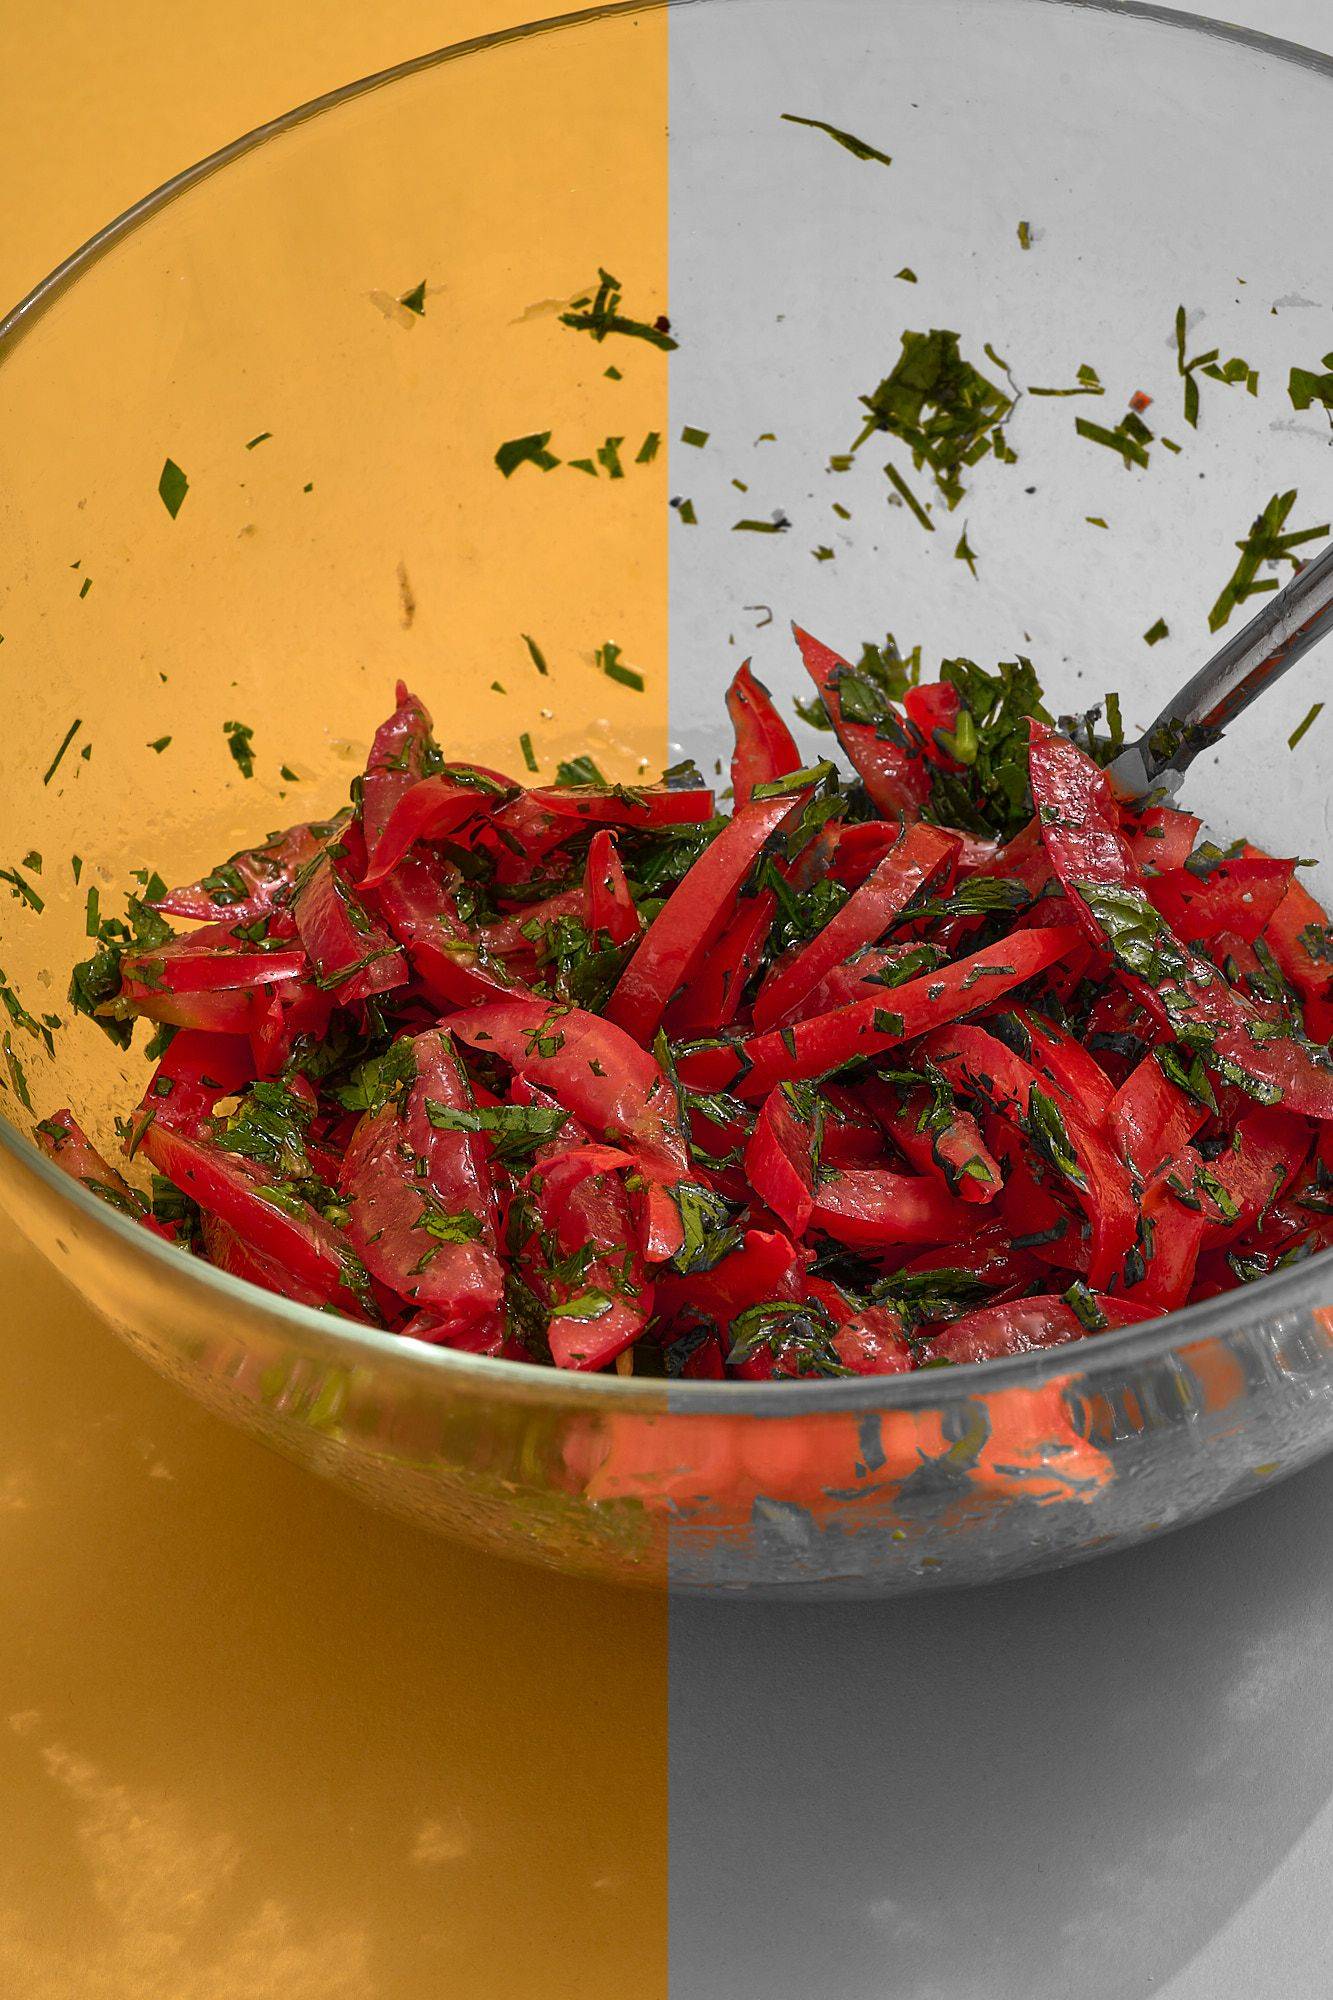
[5,0,1333,1415]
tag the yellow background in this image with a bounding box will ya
[0,6,668,1996]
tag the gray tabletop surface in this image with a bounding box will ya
[668,4,1333,1996]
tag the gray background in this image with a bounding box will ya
[667,3,1333,1995]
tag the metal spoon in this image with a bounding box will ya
[1107,539,1333,803]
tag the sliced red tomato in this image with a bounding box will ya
[339,1027,504,1330]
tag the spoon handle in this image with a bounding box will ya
[1109,538,1333,800]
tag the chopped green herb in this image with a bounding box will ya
[780,112,892,167]
[1017,220,1033,250]
[495,432,561,477]
[1075,411,1152,470]
[1086,515,1108,529]
[43,719,82,786]
[1289,352,1333,415]
[490,680,506,694]
[856,329,1013,510]
[280,764,300,783]
[414,1200,484,1247]
[597,436,625,479]
[1029,364,1103,398]
[596,641,645,691]
[148,735,172,753]
[78,576,92,600]
[1289,702,1324,751]
[555,754,607,787]
[158,458,189,518]
[521,634,550,677]
[245,431,272,450]
[635,431,662,464]
[2,1035,32,1111]
[223,719,256,779]
[21,852,41,875]
[0,868,43,914]
[681,427,710,449]
[70,855,82,883]
[675,498,698,525]
[1209,491,1328,632]
[895,267,917,283]
[605,365,623,381]
[426,1097,568,1166]
[831,502,851,521]
[732,517,789,535]
[519,732,539,773]
[955,528,978,577]
[1174,305,1255,428]
[1143,618,1169,646]
[813,545,835,562]
[559,269,677,350]
[398,280,427,315]
[884,461,934,532]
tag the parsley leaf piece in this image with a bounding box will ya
[495,432,560,477]
[885,461,934,531]
[398,280,427,315]
[955,528,978,577]
[1143,618,1169,646]
[856,329,1013,510]
[559,269,677,350]
[245,431,272,450]
[555,754,607,787]
[596,641,645,691]
[635,431,662,464]
[1289,702,1324,752]
[732,517,789,534]
[0,868,42,914]
[1075,412,1152,469]
[1017,219,1033,249]
[223,719,256,779]
[780,112,892,168]
[597,436,625,479]
[42,719,82,787]
[148,735,172,753]
[158,458,189,517]
[681,426,709,448]
[519,732,539,774]
[896,267,917,283]
[1289,352,1333,415]
[521,633,550,677]
[1208,491,1329,633]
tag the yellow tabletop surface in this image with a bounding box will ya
[0,8,668,1996]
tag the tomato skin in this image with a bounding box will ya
[445,999,691,1262]
[605,792,806,1047]
[793,625,932,816]
[339,1027,504,1330]
[751,822,957,1030]
[141,1121,368,1312]
[291,849,408,1005]
[583,831,641,949]
[923,1293,1156,1366]
[1029,720,1333,1119]
[726,659,802,809]
[738,926,1080,1097]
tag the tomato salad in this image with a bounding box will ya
[39,630,1333,1379]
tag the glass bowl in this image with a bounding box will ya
[3,0,1333,1598]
